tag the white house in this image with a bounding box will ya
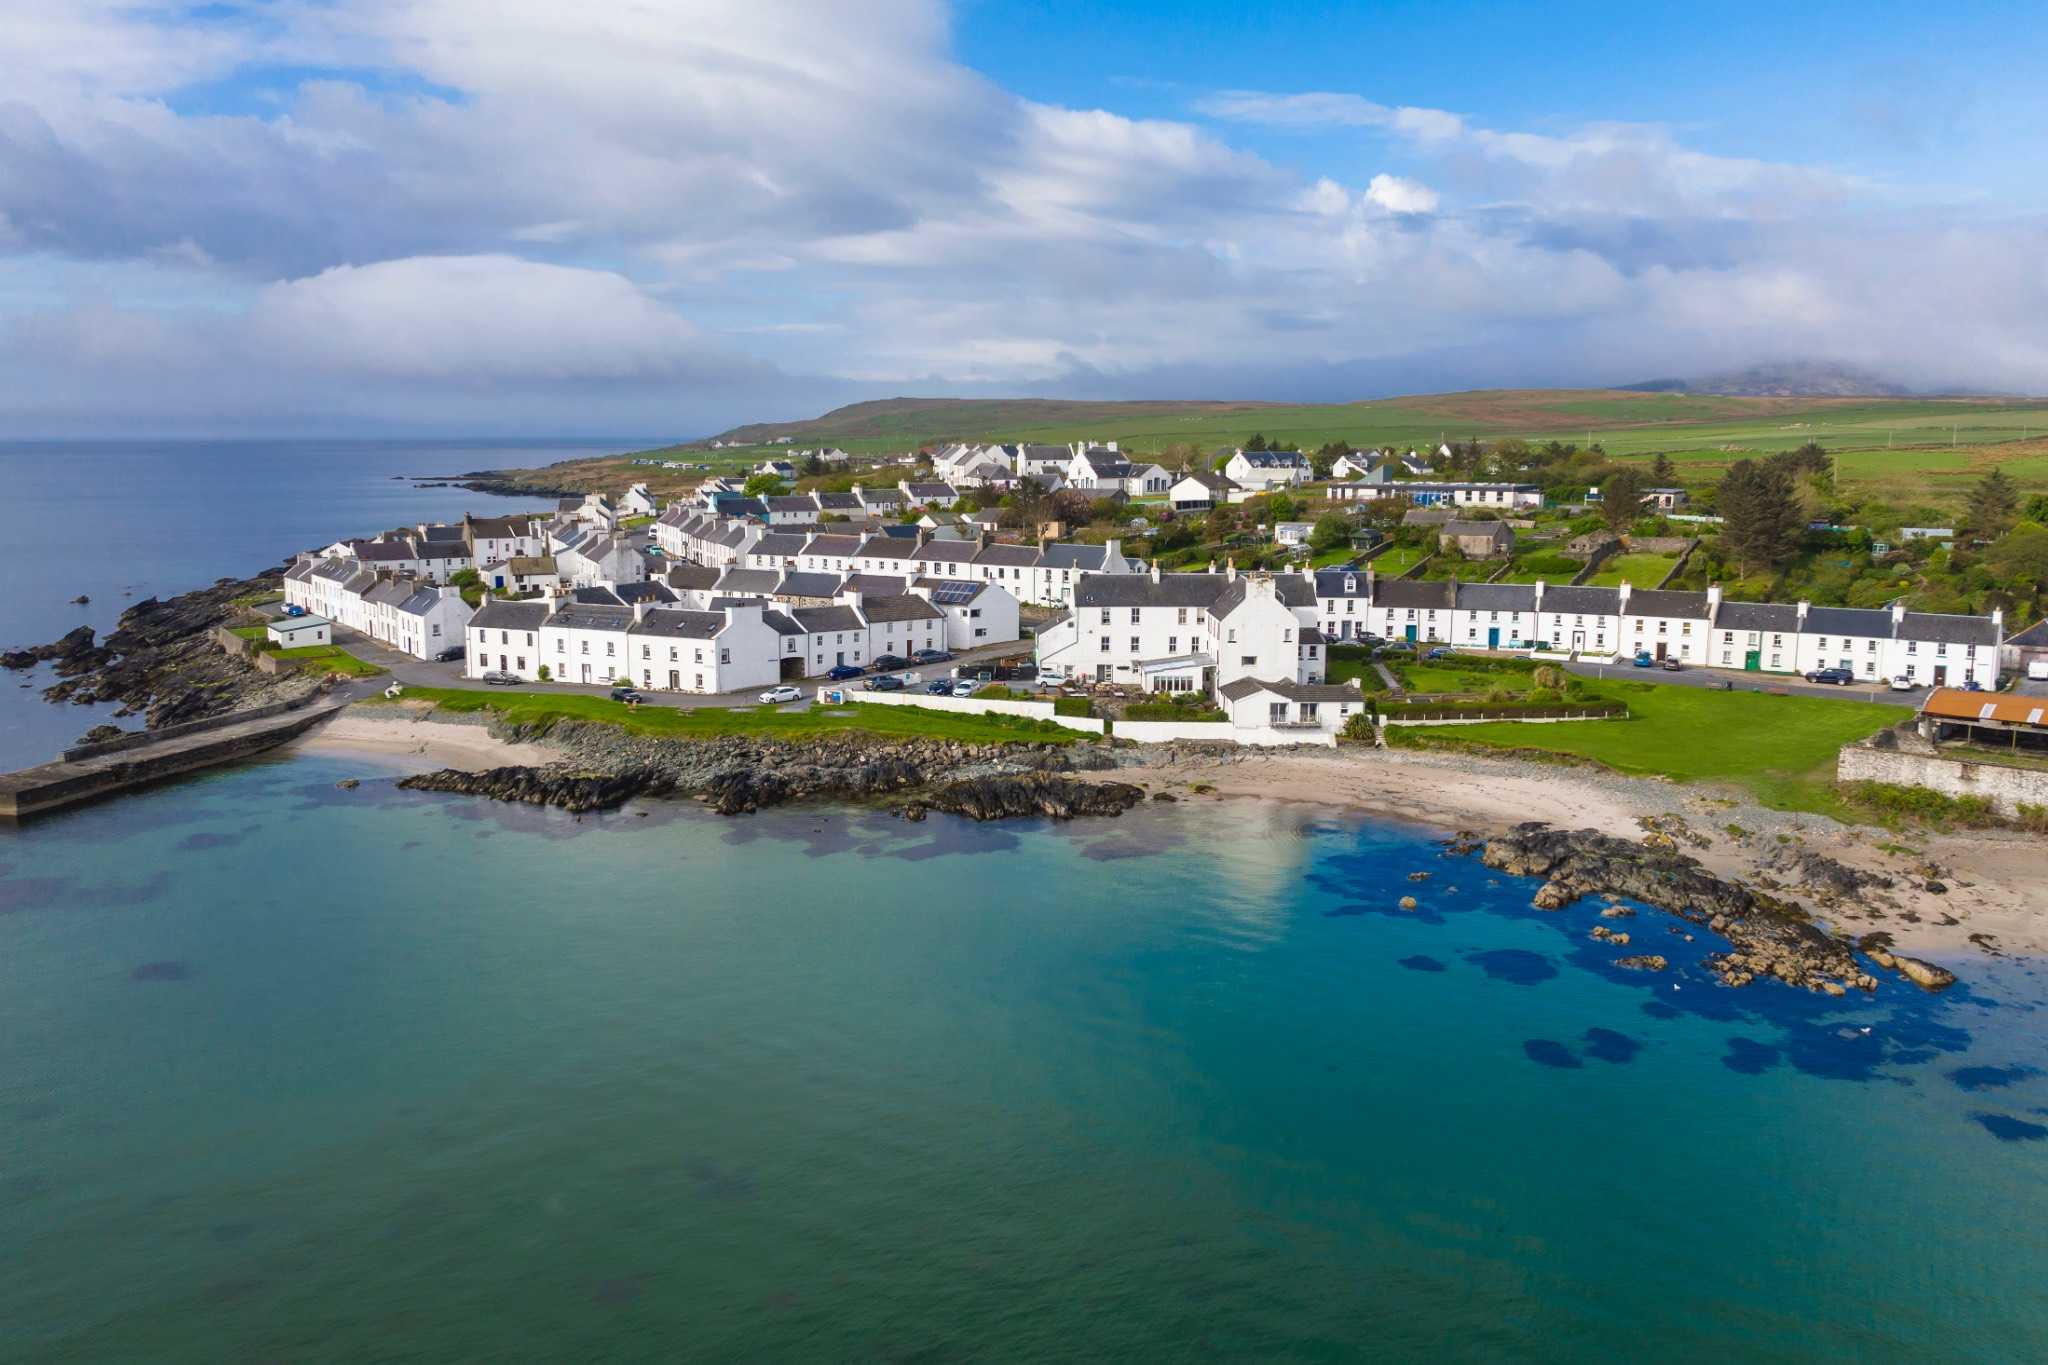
[899,480,961,508]
[465,599,550,679]
[619,484,659,517]
[392,585,472,661]
[1273,521,1315,548]
[1170,469,1239,511]
[1218,677,1364,736]
[266,615,331,649]
[1330,453,1390,483]
[913,578,1020,651]
[1224,449,1311,491]
[1034,565,1323,693]
[754,460,798,480]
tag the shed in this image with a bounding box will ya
[267,615,332,648]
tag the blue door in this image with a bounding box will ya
[1404,624,1418,643]
[1487,627,1500,649]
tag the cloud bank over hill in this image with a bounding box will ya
[0,0,2041,433]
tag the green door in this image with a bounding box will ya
[1405,625,1418,643]
[1744,650,1761,671]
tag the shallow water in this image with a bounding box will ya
[1,756,2043,1362]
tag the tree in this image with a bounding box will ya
[1963,468,2020,539]
[802,452,825,477]
[1267,490,1299,522]
[1650,452,1675,483]
[1715,459,1804,576]
[1598,467,1649,535]
[2025,493,2048,525]
[1243,433,1268,452]
[742,473,787,498]
[1207,503,1239,537]
[1309,513,1352,554]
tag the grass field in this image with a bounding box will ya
[1389,679,1908,815]
[275,645,383,677]
[1585,553,1680,587]
[1366,545,1430,575]
[366,687,1080,744]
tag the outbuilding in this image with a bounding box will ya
[266,615,331,649]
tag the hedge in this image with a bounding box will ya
[1375,699,1626,721]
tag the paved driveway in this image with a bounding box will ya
[1561,657,1923,705]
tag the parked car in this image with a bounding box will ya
[1427,647,1459,660]
[871,654,910,671]
[609,687,644,704]
[924,679,954,695]
[282,604,307,618]
[912,648,952,664]
[862,674,905,692]
[1962,679,1984,692]
[950,681,977,698]
[1889,675,1916,691]
[1659,659,1682,672]
[1804,667,1854,685]
[825,664,864,681]
[759,685,802,705]
[432,645,465,663]
[1631,651,1655,668]
[482,671,522,686]
[1037,665,1069,685]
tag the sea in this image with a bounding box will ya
[0,443,2044,1362]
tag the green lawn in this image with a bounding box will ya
[228,625,270,641]
[1388,680,1908,815]
[1585,553,1679,587]
[365,687,1080,744]
[275,645,384,678]
[1366,545,1429,575]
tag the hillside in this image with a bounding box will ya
[1622,363,1914,398]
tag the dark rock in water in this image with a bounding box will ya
[335,778,361,790]
[1397,955,1446,972]
[1468,949,1557,986]
[1949,1065,2040,1093]
[130,961,191,982]
[3,625,103,672]
[1475,823,1879,995]
[1972,1113,2048,1143]
[70,595,90,605]
[1613,954,1669,972]
[76,723,126,746]
[910,775,1144,822]
[398,765,672,814]
[1582,1027,1642,1063]
[1522,1039,1582,1069]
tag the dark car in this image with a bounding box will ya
[863,674,905,692]
[609,686,644,703]
[432,645,465,663]
[1425,647,1457,660]
[1804,667,1854,685]
[924,679,953,695]
[871,654,911,671]
[913,648,952,664]
[1660,658,1682,672]
[482,671,522,686]
[826,664,864,681]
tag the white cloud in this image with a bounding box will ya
[1364,174,1438,215]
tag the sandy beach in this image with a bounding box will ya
[296,703,2043,966]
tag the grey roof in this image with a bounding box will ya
[398,587,450,615]
[1622,589,1710,620]
[774,571,842,599]
[1402,507,1454,525]
[1312,568,1372,598]
[1441,519,1511,540]
[903,482,954,498]
[789,605,864,633]
[358,540,417,562]
[879,524,922,540]
[614,581,677,605]
[761,609,804,637]
[570,585,625,605]
[1455,582,1539,612]
[1536,586,1622,616]
[858,594,944,623]
[854,539,910,560]
[284,560,314,581]
[547,603,635,632]
[914,540,978,563]
[1899,612,1999,646]
[1372,579,1455,610]
[418,524,466,542]
[469,599,550,631]
[364,580,413,607]
[764,497,815,514]
[1234,450,1308,468]
[1176,468,1238,491]
[813,491,861,510]
[2005,618,2048,647]
[1801,606,1894,639]
[664,564,720,590]
[839,573,908,595]
[628,609,727,640]
[974,543,1041,567]
[713,568,781,595]
[465,515,528,539]
[1207,576,1313,618]
[1074,573,1230,609]
[1018,443,1068,463]
[342,570,380,595]
[1714,601,1801,632]
[1219,677,1362,702]
[805,534,864,557]
[749,532,808,558]
[1040,543,1128,571]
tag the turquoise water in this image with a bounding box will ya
[2,755,2044,1362]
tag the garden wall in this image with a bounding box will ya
[826,688,1106,734]
[1837,740,2048,819]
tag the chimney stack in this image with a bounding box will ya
[633,599,649,623]
[1150,561,1161,584]
[1226,559,1238,582]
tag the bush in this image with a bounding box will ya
[1341,713,1379,741]
[536,664,551,681]
[1838,780,2009,829]
[1124,698,1222,721]
[1532,665,1564,689]
[1053,697,1094,718]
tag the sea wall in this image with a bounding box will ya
[827,689,1107,734]
[1838,740,2048,818]
[5,704,340,819]
[60,693,319,761]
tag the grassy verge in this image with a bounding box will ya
[1586,553,1679,587]
[275,645,385,677]
[1388,680,1908,815]
[363,686,1079,744]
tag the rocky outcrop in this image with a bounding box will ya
[901,774,1144,822]
[1477,823,1922,996]
[6,568,316,731]
[398,765,673,813]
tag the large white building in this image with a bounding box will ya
[1033,565,1327,692]
[281,560,475,660]
[1223,449,1312,491]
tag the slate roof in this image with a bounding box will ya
[1207,576,1313,618]
[1535,586,1622,616]
[789,605,865,633]
[2005,618,2048,647]
[469,599,550,631]
[1311,568,1373,598]
[570,585,625,605]
[765,497,815,514]
[465,515,529,539]
[913,540,978,563]
[1174,469,1238,491]
[813,492,861,511]
[358,540,418,562]
[628,609,727,640]
[1800,606,1894,639]
[1218,677,1362,702]
[1455,582,1539,612]
[398,587,450,615]
[663,564,720,591]
[1713,601,1801,633]
[1371,579,1455,611]
[903,482,954,499]
[1233,450,1309,468]
[614,581,677,605]
[773,571,842,599]
[547,603,634,632]
[804,534,865,558]
[713,569,781,596]
[1899,611,2000,646]
[284,560,314,582]
[839,574,908,595]
[749,532,808,558]
[1074,573,1230,608]
[1622,589,1710,620]
[857,594,944,623]
[974,543,1041,567]
[418,524,465,543]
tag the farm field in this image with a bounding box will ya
[1365,545,1430,575]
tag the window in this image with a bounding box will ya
[1099,636,1110,652]
[606,642,615,656]
[1130,637,1139,653]
[1241,655,1257,666]
[1168,637,1178,653]
[641,645,650,659]
[1099,609,1111,624]
[1130,608,1141,623]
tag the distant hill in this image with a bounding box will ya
[1622,362,1912,398]
[712,396,1285,447]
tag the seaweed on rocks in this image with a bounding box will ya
[1473,823,1940,995]
[397,766,671,814]
[899,774,1145,822]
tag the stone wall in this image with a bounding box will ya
[1837,729,2048,818]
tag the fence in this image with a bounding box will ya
[819,687,1106,734]
[1378,704,1623,726]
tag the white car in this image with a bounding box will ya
[951,680,977,698]
[1889,675,1916,692]
[759,685,803,704]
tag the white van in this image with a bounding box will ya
[2029,659,2048,682]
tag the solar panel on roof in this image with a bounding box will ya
[927,581,980,604]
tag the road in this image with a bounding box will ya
[333,629,1038,711]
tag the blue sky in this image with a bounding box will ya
[0,0,2041,436]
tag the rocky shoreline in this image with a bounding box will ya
[394,715,1141,820]
[3,568,314,736]
[1461,822,1957,997]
